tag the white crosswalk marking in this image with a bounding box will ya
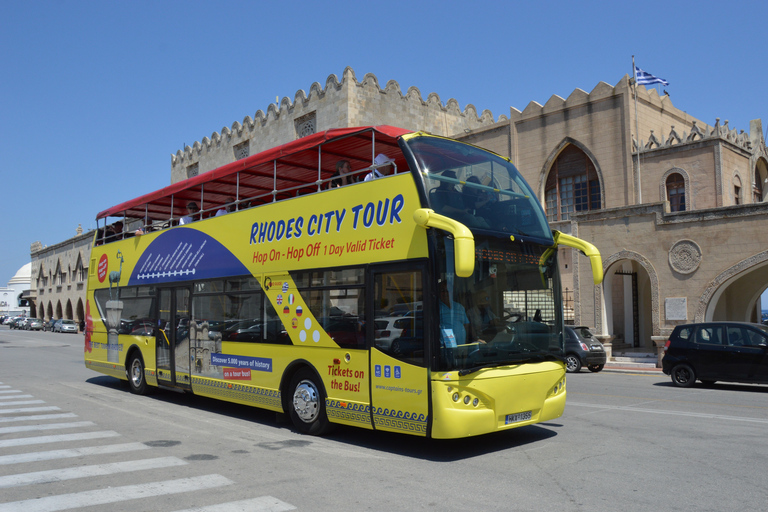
[0,400,46,406]
[171,497,297,512]
[0,456,187,488]
[0,430,120,448]
[0,474,235,512]
[0,406,61,415]
[0,384,297,511]
[0,413,78,424]
[0,421,94,434]
[0,441,150,465]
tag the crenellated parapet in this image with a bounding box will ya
[170,67,502,182]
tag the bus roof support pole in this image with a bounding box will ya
[272,160,277,203]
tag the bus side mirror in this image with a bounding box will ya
[552,231,604,285]
[413,209,475,278]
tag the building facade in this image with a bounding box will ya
[29,225,93,325]
[461,76,768,352]
[1,263,31,318]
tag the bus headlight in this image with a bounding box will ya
[452,392,460,402]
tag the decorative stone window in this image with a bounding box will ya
[234,141,250,160]
[664,171,687,212]
[733,175,742,205]
[187,163,199,179]
[295,112,316,139]
[754,159,767,203]
[544,144,601,222]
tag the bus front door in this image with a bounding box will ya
[156,287,192,389]
[369,267,430,437]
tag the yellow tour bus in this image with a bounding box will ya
[85,125,603,439]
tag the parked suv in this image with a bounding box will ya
[564,326,606,373]
[662,322,768,387]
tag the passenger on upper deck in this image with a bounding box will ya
[364,154,395,181]
[216,198,236,216]
[329,160,357,188]
[180,202,200,225]
[105,222,124,243]
[429,171,465,216]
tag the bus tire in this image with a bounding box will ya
[288,368,331,435]
[127,352,148,395]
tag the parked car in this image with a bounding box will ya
[25,318,43,331]
[662,321,768,387]
[374,316,412,350]
[54,319,79,333]
[11,317,28,329]
[564,325,606,373]
[43,319,57,331]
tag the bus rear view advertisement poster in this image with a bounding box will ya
[85,125,603,439]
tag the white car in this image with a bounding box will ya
[374,316,414,350]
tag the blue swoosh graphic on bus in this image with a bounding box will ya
[127,227,249,286]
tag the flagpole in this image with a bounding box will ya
[632,55,642,204]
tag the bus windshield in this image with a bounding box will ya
[407,136,552,242]
[432,233,563,373]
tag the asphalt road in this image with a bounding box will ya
[1,326,766,511]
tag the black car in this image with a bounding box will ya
[564,326,606,373]
[662,322,768,387]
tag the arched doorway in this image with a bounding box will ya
[602,252,658,350]
[698,251,768,323]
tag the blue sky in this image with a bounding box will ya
[1,0,767,307]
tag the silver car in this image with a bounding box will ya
[26,318,44,331]
[54,319,79,333]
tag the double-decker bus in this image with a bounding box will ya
[85,126,603,438]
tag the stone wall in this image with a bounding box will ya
[170,67,503,183]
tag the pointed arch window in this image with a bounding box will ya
[666,173,686,212]
[545,145,601,222]
[754,160,766,203]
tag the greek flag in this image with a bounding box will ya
[635,66,668,86]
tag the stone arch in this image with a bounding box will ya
[46,302,54,320]
[76,298,85,324]
[753,156,767,203]
[56,300,63,319]
[65,299,73,320]
[660,167,691,211]
[600,250,660,347]
[696,249,768,322]
[539,138,605,220]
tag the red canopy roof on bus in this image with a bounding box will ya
[97,125,412,221]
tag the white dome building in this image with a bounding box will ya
[1,262,31,317]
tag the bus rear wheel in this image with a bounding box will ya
[288,368,331,435]
[127,353,148,395]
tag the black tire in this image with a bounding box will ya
[671,363,696,387]
[288,368,331,435]
[565,354,582,373]
[588,364,604,373]
[127,352,149,395]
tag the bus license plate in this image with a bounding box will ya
[505,411,532,424]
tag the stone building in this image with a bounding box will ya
[28,225,93,325]
[461,76,768,353]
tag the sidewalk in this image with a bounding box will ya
[603,361,663,374]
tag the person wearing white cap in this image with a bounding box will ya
[364,153,395,181]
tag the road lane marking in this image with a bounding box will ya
[0,421,95,434]
[567,402,768,423]
[171,496,297,511]
[0,474,234,512]
[0,431,120,448]
[0,456,187,489]
[0,442,150,465]
[0,395,32,400]
[0,390,23,394]
[0,413,78,424]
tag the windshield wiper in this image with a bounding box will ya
[458,353,561,376]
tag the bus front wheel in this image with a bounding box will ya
[288,368,331,435]
[127,353,148,395]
